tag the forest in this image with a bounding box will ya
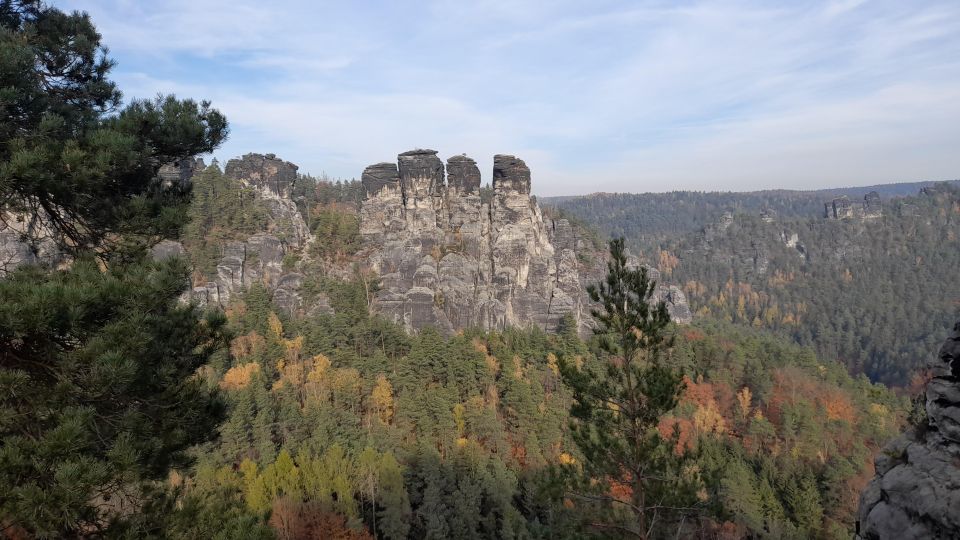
[549,186,960,387]
[0,2,930,539]
[543,180,960,249]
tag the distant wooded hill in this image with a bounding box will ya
[542,179,960,250]
[547,182,960,386]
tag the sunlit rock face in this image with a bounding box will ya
[359,149,691,334]
[175,153,324,316]
[856,321,960,539]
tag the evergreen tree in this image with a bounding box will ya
[378,452,411,540]
[559,238,696,538]
[0,1,227,256]
[0,2,230,535]
[0,257,228,536]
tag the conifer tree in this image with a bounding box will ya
[0,257,228,536]
[559,237,697,538]
[0,2,230,535]
[1,1,227,256]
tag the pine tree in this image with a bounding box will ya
[378,451,411,540]
[0,5,230,535]
[0,257,228,536]
[0,1,227,256]
[559,237,697,538]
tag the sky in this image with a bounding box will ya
[55,0,960,196]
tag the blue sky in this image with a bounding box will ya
[56,0,960,195]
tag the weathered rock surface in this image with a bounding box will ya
[178,153,329,316]
[856,321,960,539]
[825,192,883,220]
[360,149,691,333]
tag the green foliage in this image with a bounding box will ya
[308,204,361,261]
[559,237,697,537]
[0,1,227,254]
[0,257,227,536]
[545,181,960,253]
[0,2,231,535]
[182,163,271,279]
[664,187,960,385]
[555,185,960,386]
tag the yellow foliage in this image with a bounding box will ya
[283,335,304,359]
[230,331,266,360]
[547,353,559,376]
[220,362,260,390]
[268,312,283,338]
[512,355,524,379]
[558,452,576,465]
[736,387,752,418]
[693,400,726,436]
[308,354,331,383]
[453,403,466,437]
[371,375,395,424]
[485,354,500,375]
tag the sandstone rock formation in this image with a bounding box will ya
[181,153,328,316]
[856,321,960,539]
[359,149,691,334]
[825,192,882,220]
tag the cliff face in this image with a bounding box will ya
[181,153,323,316]
[359,149,691,334]
[360,150,586,333]
[856,322,960,539]
[824,191,883,220]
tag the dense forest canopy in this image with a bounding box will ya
[543,180,960,253]
[549,184,960,386]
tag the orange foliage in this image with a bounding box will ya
[269,499,373,540]
[658,250,679,275]
[906,369,933,396]
[608,477,633,503]
[511,443,527,467]
[822,391,856,423]
[682,328,706,341]
[220,362,260,390]
[659,416,695,455]
[471,337,488,354]
[230,331,266,360]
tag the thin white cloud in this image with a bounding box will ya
[53,0,960,195]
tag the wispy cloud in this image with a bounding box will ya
[56,0,960,194]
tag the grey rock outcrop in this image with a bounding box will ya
[181,153,324,316]
[1,159,202,277]
[360,149,691,334]
[825,192,883,220]
[856,322,960,539]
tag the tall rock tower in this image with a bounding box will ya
[359,150,591,334]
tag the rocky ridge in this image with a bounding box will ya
[824,191,882,220]
[359,149,691,334]
[174,153,325,316]
[856,321,960,539]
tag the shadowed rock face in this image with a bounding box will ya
[493,154,531,195]
[856,322,960,539]
[446,155,481,194]
[359,149,691,334]
[225,153,298,199]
